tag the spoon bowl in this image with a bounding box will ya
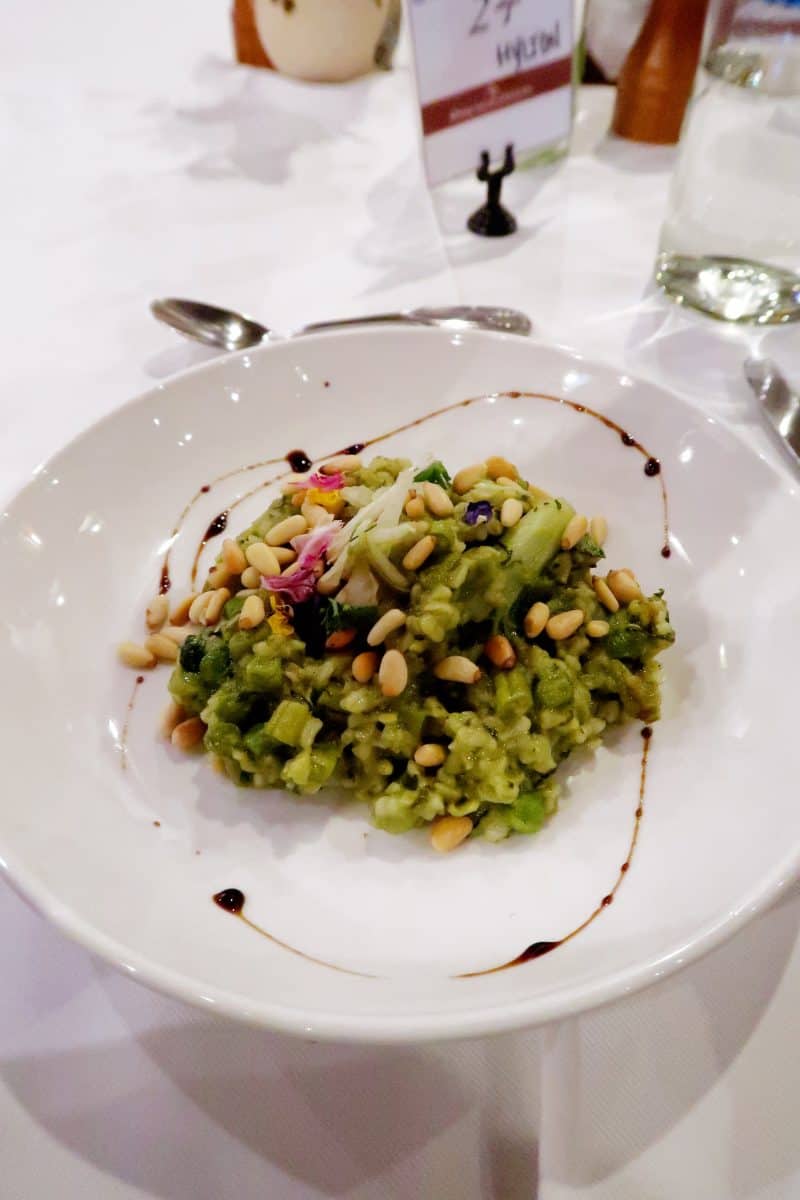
[150,299,271,351]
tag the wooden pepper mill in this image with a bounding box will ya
[612,0,711,144]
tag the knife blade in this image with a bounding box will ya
[744,357,800,469]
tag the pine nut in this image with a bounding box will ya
[291,491,306,509]
[367,608,406,646]
[145,594,169,631]
[485,455,519,480]
[222,538,247,574]
[485,635,516,669]
[524,601,550,638]
[495,476,517,487]
[528,484,552,504]
[402,534,436,572]
[589,516,608,546]
[207,564,231,590]
[607,570,643,604]
[592,576,619,613]
[240,565,262,589]
[405,493,426,520]
[379,649,408,697]
[171,716,206,751]
[546,609,584,640]
[433,655,481,684]
[320,455,361,474]
[117,641,156,670]
[414,743,447,768]
[325,628,356,650]
[203,588,231,626]
[189,592,213,625]
[561,514,588,550]
[273,546,297,566]
[430,815,472,853]
[422,482,454,517]
[302,499,331,528]
[145,633,179,662]
[160,624,199,646]
[452,462,488,494]
[160,700,185,738]
[170,594,197,625]
[245,542,280,576]
[239,594,266,630]
[500,498,524,528]
[586,619,610,638]
[266,515,308,547]
[352,651,378,683]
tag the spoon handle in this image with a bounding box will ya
[297,313,416,335]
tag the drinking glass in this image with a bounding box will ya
[656,0,800,323]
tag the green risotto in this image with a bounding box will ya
[142,453,674,850]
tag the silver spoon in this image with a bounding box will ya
[151,297,532,351]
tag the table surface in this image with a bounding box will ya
[2,5,800,1197]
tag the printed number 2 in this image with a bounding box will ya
[469,0,489,35]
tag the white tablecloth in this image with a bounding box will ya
[2,5,799,1196]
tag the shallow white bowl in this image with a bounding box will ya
[1,328,797,1042]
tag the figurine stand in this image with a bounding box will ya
[467,144,517,238]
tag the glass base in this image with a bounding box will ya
[655,254,800,325]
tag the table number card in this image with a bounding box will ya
[407,0,574,185]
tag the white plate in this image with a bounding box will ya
[1,328,798,1042]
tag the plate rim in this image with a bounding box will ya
[2,325,798,1042]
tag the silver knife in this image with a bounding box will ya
[744,357,800,468]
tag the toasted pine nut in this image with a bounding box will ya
[592,576,619,613]
[171,716,206,751]
[402,535,436,572]
[379,649,408,697]
[433,655,481,684]
[170,595,196,626]
[452,462,488,494]
[209,753,226,774]
[430,815,472,853]
[291,491,306,508]
[325,628,356,650]
[405,493,426,520]
[367,608,406,647]
[118,641,156,670]
[485,455,519,480]
[203,588,231,626]
[561,514,588,550]
[528,484,552,504]
[145,633,179,662]
[302,499,331,528]
[352,651,378,683]
[245,542,280,576]
[422,481,454,517]
[485,635,516,670]
[160,700,185,739]
[500,498,524,528]
[524,601,550,638]
[589,516,608,547]
[189,591,213,625]
[272,546,296,566]
[207,564,231,590]
[546,609,584,640]
[320,455,361,475]
[160,624,199,646]
[586,619,610,638]
[239,594,266,630]
[414,743,447,768]
[495,476,517,487]
[222,538,247,574]
[145,594,169,631]
[240,565,262,589]
[266,515,308,547]
[607,569,643,604]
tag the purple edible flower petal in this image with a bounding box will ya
[262,521,343,603]
[464,500,493,526]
